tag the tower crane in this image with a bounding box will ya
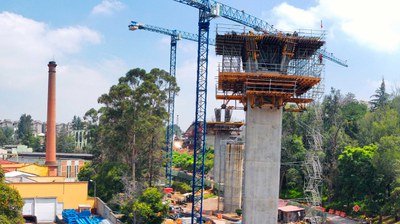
[172,0,348,223]
[128,21,216,188]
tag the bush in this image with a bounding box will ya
[235,209,242,217]
[203,193,216,199]
[172,181,191,193]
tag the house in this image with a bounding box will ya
[8,179,95,223]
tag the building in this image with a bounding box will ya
[8,178,95,223]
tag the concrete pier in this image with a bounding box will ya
[213,132,230,186]
[242,106,282,224]
[224,143,244,213]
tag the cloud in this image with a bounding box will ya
[46,26,101,54]
[0,12,122,123]
[269,0,400,53]
[0,12,102,90]
[271,3,320,31]
[91,0,125,16]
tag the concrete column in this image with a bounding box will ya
[45,61,58,176]
[213,132,230,185]
[224,143,244,213]
[242,106,282,224]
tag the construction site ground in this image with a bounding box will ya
[166,196,242,224]
[167,196,362,224]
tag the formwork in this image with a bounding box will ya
[215,26,325,111]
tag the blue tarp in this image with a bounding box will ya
[62,209,103,224]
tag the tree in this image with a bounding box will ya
[72,115,83,130]
[280,134,306,196]
[335,145,379,213]
[340,94,368,139]
[371,136,400,221]
[122,187,169,224]
[358,108,400,145]
[83,108,100,156]
[95,68,179,190]
[370,78,390,111]
[78,161,130,202]
[321,89,358,202]
[387,187,400,221]
[0,168,24,223]
[56,126,76,153]
[29,136,42,151]
[169,124,183,139]
[0,127,15,146]
[17,114,33,145]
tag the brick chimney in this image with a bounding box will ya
[45,61,57,176]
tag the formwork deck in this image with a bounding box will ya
[216,72,320,110]
[215,33,324,59]
[206,122,244,134]
[218,72,320,95]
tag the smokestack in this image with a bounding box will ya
[45,61,57,176]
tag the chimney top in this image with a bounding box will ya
[48,61,57,66]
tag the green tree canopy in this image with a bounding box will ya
[94,68,179,190]
[17,113,33,145]
[56,126,76,153]
[0,168,24,223]
[122,187,169,224]
[0,127,15,146]
[335,145,378,212]
[370,78,390,111]
[78,161,130,202]
[72,115,83,130]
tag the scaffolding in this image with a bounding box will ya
[302,106,325,224]
[215,25,325,111]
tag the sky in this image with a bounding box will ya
[0,0,399,131]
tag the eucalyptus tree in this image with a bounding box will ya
[95,68,179,191]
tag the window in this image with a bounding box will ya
[74,161,79,178]
[67,165,71,178]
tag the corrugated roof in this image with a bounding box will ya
[0,159,19,164]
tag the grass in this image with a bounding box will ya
[203,193,216,199]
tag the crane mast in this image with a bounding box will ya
[189,7,212,224]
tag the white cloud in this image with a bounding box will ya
[271,3,319,31]
[46,26,101,54]
[269,0,400,53]
[0,12,102,90]
[91,0,125,16]
[0,12,124,123]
